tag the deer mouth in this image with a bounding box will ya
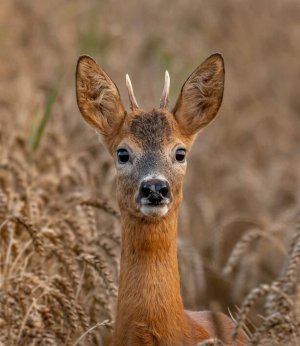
[140,203,169,217]
[139,197,171,217]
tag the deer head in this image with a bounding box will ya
[76,54,224,220]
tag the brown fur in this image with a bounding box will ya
[173,53,225,136]
[76,54,247,345]
[130,111,172,150]
[76,55,126,139]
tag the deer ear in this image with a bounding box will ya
[173,53,225,136]
[76,55,125,137]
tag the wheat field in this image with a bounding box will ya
[0,0,300,345]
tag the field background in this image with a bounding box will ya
[0,0,300,345]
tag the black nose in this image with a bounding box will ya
[140,179,171,205]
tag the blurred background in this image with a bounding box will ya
[0,0,300,344]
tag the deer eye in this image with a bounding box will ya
[117,149,130,164]
[175,148,186,162]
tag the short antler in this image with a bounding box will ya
[160,70,170,109]
[126,74,139,111]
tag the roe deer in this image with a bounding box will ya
[76,54,248,346]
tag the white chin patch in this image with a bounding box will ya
[140,205,169,217]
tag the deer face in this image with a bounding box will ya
[76,54,224,219]
[111,109,189,218]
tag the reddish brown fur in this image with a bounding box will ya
[112,210,247,345]
[76,54,248,345]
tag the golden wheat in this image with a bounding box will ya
[1,0,300,345]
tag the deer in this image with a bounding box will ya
[75,53,248,346]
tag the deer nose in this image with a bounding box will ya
[139,179,171,205]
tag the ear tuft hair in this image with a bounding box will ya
[76,55,125,137]
[173,53,225,136]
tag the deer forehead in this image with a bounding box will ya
[118,110,186,151]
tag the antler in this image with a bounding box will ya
[126,71,170,111]
[159,70,170,109]
[126,74,139,111]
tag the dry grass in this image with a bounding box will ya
[0,122,120,345]
[0,0,300,345]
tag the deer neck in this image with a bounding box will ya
[112,209,201,345]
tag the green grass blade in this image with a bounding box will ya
[30,84,59,153]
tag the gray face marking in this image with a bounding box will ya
[130,111,172,150]
[118,151,167,190]
[134,151,170,183]
[136,152,160,177]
